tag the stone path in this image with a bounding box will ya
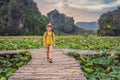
[8,49,86,80]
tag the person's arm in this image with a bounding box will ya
[43,37,46,47]
[53,33,56,46]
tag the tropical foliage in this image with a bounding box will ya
[68,51,120,80]
[0,36,120,51]
[0,51,31,80]
[0,36,120,79]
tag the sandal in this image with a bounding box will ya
[49,59,53,63]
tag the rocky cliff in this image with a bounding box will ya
[0,0,94,36]
[47,9,74,28]
[47,9,93,35]
[98,7,120,36]
[0,0,48,35]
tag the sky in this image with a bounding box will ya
[34,0,120,22]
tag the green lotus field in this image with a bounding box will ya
[0,36,120,80]
[0,36,120,51]
[68,52,120,80]
[0,51,31,80]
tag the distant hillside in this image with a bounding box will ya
[98,7,120,36]
[76,22,99,31]
[0,0,94,36]
[47,9,94,35]
[0,0,48,36]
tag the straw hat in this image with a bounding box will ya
[46,23,53,28]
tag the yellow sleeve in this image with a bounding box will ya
[43,32,46,37]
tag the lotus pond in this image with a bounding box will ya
[0,51,31,80]
[68,51,120,80]
[0,36,120,80]
[0,36,120,51]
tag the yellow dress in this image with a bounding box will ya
[43,31,55,44]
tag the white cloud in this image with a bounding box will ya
[56,0,65,7]
[44,0,120,10]
[34,0,120,22]
[66,0,120,10]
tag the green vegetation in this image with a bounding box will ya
[56,36,120,51]
[0,36,120,51]
[68,52,120,80]
[0,36,120,79]
[0,51,31,80]
[22,3,48,35]
[98,7,120,36]
[0,0,48,36]
[56,24,76,35]
[0,39,43,50]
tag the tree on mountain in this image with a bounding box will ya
[98,7,120,36]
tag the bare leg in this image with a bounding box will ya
[46,44,49,61]
[48,45,53,63]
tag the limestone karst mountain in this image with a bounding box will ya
[47,9,93,35]
[0,0,48,35]
[98,7,120,36]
